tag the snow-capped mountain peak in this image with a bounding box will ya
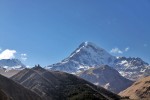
[46,42,116,73]
[64,41,116,65]
[78,41,102,50]
[69,42,103,57]
[0,59,26,70]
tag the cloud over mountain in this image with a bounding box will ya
[21,53,27,61]
[110,48,123,54]
[0,49,16,60]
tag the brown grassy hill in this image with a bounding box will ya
[119,76,150,100]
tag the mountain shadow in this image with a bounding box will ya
[11,65,121,100]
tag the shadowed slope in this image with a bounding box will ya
[0,89,11,100]
[11,65,121,100]
[0,74,42,100]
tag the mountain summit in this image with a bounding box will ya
[66,42,116,66]
[46,42,116,73]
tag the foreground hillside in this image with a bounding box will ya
[119,76,150,99]
[11,65,121,100]
[0,74,42,100]
[0,89,11,100]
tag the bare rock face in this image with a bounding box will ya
[119,76,150,100]
[0,74,43,100]
[79,65,133,93]
[11,65,121,100]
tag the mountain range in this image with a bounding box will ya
[0,41,149,99]
[0,42,149,81]
[45,42,150,81]
[0,65,149,100]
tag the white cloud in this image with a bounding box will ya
[21,53,27,61]
[21,53,27,56]
[125,47,130,52]
[0,49,17,60]
[110,48,123,54]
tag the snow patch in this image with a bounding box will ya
[94,82,99,85]
[104,83,110,89]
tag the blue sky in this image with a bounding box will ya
[0,0,150,66]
